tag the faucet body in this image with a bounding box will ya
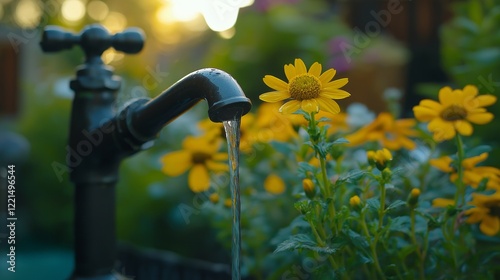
[40,25,251,279]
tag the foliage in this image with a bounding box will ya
[161,73,500,279]
[440,0,500,164]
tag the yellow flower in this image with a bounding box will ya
[349,195,361,208]
[224,198,232,208]
[408,188,421,207]
[302,178,315,199]
[346,112,417,150]
[160,135,228,193]
[430,153,500,190]
[209,193,220,204]
[410,188,421,198]
[264,174,286,194]
[253,103,298,142]
[413,85,497,141]
[259,58,350,114]
[465,191,500,236]
[367,148,392,170]
[198,113,256,153]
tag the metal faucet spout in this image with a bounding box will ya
[119,68,251,146]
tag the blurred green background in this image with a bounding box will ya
[0,0,499,278]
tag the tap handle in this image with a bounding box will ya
[40,24,145,60]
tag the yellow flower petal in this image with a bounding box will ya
[462,153,488,169]
[428,118,455,141]
[259,91,291,102]
[462,85,479,98]
[308,62,322,77]
[284,63,296,81]
[475,94,497,107]
[213,152,229,161]
[188,164,210,192]
[263,75,288,91]
[294,58,307,75]
[432,197,455,208]
[466,112,494,124]
[321,89,351,99]
[319,68,336,84]
[264,174,286,194]
[413,106,439,122]
[465,207,487,223]
[160,151,192,176]
[454,120,473,136]
[279,100,301,114]
[324,78,349,89]
[316,97,340,114]
[438,86,455,106]
[429,156,454,173]
[206,160,228,172]
[420,99,442,110]
[479,215,500,236]
[301,99,319,113]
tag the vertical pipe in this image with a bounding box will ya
[73,183,116,278]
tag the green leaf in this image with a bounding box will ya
[274,234,339,254]
[389,216,411,234]
[298,161,317,174]
[344,228,369,248]
[366,197,380,212]
[334,170,366,186]
[385,200,407,213]
[331,137,349,145]
[464,145,492,158]
[398,244,418,259]
[294,200,312,215]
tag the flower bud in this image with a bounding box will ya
[367,148,393,171]
[349,195,362,210]
[407,188,420,207]
[382,167,392,181]
[302,178,316,199]
[209,193,220,204]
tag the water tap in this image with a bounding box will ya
[40,24,251,279]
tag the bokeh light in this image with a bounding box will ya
[156,4,175,24]
[218,27,235,39]
[14,0,42,28]
[61,0,86,22]
[170,0,200,22]
[102,49,124,64]
[102,11,127,33]
[87,0,109,21]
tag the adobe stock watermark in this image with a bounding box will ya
[51,64,169,182]
[477,73,500,93]
[337,0,407,63]
[7,0,67,53]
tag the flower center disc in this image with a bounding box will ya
[441,105,467,121]
[488,205,500,218]
[289,74,321,101]
[192,152,211,164]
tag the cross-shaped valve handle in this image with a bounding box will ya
[40,24,145,61]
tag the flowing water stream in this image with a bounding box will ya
[223,118,241,280]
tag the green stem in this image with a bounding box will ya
[378,180,386,231]
[410,209,425,280]
[454,134,466,207]
[309,220,338,271]
[361,210,386,279]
